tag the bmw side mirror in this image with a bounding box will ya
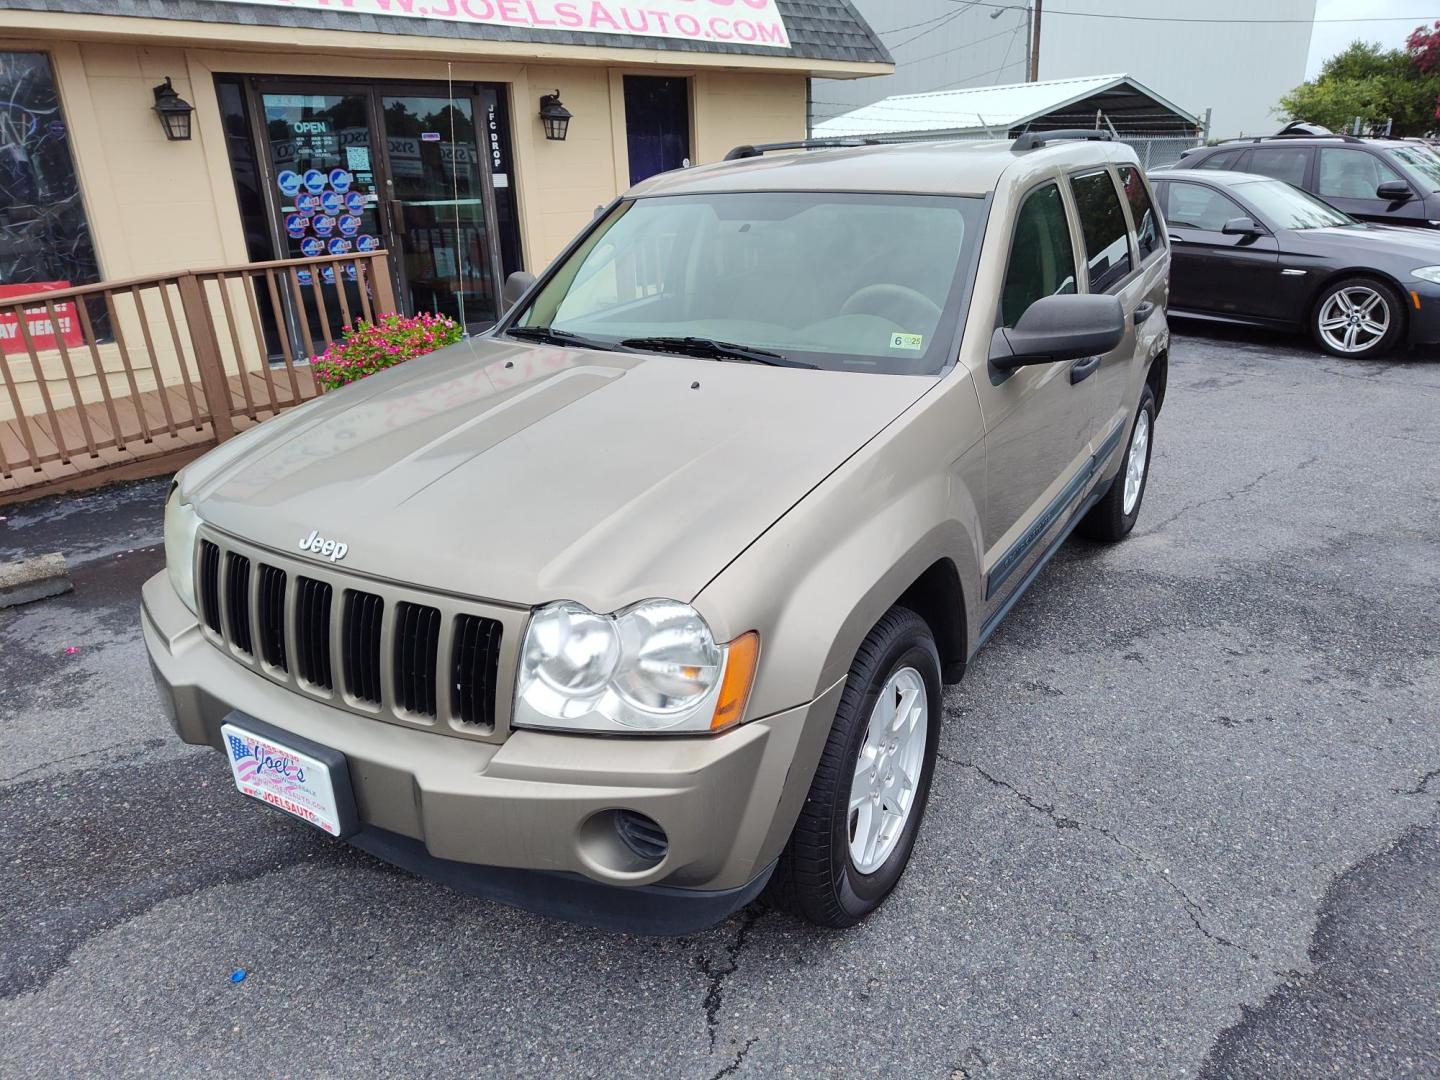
[1221,216,1265,236]
[502,270,536,313]
[989,294,1126,372]
[1376,180,1413,202]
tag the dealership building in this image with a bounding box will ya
[0,0,890,334]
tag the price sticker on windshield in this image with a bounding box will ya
[890,333,924,351]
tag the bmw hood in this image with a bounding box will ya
[1305,223,1440,263]
[180,335,933,612]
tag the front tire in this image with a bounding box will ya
[766,607,942,928]
[1311,277,1404,358]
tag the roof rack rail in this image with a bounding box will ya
[1011,129,1113,151]
[1226,133,1363,144]
[722,138,868,161]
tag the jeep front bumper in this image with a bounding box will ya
[142,571,841,932]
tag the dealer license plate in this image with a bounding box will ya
[221,721,345,836]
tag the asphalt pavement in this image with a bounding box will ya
[1,326,1437,1078]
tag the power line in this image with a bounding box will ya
[964,1,1440,24]
[876,9,967,36]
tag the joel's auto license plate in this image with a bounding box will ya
[221,720,347,836]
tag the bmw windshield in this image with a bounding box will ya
[507,191,986,375]
[1235,178,1357,229]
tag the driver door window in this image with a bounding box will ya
[999,182,1078,327]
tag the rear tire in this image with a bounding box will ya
[1310,277,1404,358]
[1078,384,1155,543]
[765,607,941,928]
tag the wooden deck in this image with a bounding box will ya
[0,367,316,504]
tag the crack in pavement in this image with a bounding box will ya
[1396,767,1440,796]
[1147,456,1317,534]
[694,906,764,1051]
[0,738,168,787]
[708,1036,758,1080]
[939,752,1258,959]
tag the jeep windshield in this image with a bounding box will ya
[507,191,986,375]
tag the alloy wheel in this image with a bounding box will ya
[1123,409,1151,516]
[848,666,928,874]
[1317,286,1390,354]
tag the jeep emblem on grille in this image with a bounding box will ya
[298,529,348,562]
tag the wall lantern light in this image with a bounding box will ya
[152,77,195,141]
[539,91,572,141]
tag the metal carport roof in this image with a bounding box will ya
[813,74,1199,138]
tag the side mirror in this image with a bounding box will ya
[989,294,1125,371]
[1377,180,1413,202]
[1221,216,1265,236]
[502,270,536,312]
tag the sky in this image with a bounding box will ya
[1305,0,1440,77]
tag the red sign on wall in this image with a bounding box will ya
[0,281,85,355]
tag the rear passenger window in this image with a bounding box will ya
[1197,149,1243,170]
[999,183,1077,329]
[1317,148,1404,199]
[1248,146,1310,186]
[1069,169,1134,293]
[1117,166,1164,260]
[1165,181,1247,231]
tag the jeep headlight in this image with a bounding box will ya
[1413,265,1440,284]
[163,488,202,615]
[514,599,758,734]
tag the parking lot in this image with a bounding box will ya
[1,325,1437,1079]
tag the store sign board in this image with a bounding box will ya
[0,282,84,355]
[193,0,791,48]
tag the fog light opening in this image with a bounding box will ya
[614,809,669,863]
[578,809,669,874]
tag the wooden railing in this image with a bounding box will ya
[0,251,396,496]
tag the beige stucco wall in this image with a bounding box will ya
[0,25,840,427]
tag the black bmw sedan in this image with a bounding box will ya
[1149,169,1440,358]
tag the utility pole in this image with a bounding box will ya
[1029,0,1043,82]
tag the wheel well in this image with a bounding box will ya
[895,558,968,684]
[1307,270,1411,331]
[1146,349,1168,416]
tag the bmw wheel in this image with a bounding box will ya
[1311,277,1404,358]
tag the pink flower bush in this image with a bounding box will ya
[311,311,463,391]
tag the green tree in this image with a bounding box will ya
[1276,41,1440,136]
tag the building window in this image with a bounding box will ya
[0,51,100,292]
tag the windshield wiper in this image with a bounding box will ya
[618,335,817,369]
[505,325,619,352]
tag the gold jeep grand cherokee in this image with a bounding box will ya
[144,132,1170,931]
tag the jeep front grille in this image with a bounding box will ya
[224,553,253,656]
[198,540,222,634]
[193,530,513,739]
[342,590,384,705]
[257,565,288,672]
[294,577,335,691]
[452,613,502,729]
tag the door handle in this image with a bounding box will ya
[1169,234,1186,242]
[1133,301,1155,325]
[1070,355,1101,384]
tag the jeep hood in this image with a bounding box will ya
[181,336,932,612]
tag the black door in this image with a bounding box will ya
[1313,146,1428,227]
[624,76,690,186]
[1160,180,1280,319]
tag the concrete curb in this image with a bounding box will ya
[0,553,73,609]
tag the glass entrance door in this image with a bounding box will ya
[380,92,502,331]
[247,79,507,336]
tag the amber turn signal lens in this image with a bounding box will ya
[711,632,760,731]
